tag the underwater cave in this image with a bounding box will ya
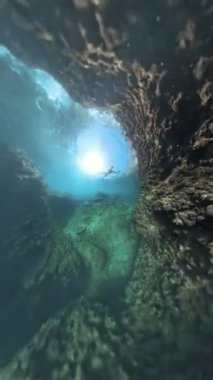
[0,1,213,379]
[0,45,139,201]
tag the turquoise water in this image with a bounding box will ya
[0,1,212,378]
[0,47,140,369]
[0,46,139,201]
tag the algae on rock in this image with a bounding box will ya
[64,199,139,297]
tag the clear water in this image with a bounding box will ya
[0,46,139,201]
[0,46,140,368]
[0,2,212,378]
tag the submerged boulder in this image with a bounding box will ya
[64,199,139,298]
[0,144,89,366]
[0,142,50,288]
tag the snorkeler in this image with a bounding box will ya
[103,166,119,178]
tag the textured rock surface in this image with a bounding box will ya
[64,199,139,296]
[0,144,88,367]
[0,0,212,230]
[0,142,50,294]
[0,142,50,364]
[0,1,212,379]
[0,301,132,380]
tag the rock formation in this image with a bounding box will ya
[0,144,88,366]
[0,1,212,379]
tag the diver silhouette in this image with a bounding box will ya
[102,166,119,178]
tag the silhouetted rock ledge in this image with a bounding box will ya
[0,1,212,379]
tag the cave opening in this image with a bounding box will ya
[0,1,212,378]
[0,45,139,201]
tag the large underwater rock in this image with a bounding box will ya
[0,301,132,380]
[0,144,88,366]
[0,143,50,364]
[64,199,139,297]
[0,1,212,379]
[0,142,50,290]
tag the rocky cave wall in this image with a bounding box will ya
[0,1,212,379]
[0,143,90,366]
[0,0,212,228]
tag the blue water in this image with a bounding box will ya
[0,46,139,200]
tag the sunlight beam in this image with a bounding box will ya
[78,150,106,175]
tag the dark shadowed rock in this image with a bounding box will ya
[207,204,213,218]
[0,143,89,367]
